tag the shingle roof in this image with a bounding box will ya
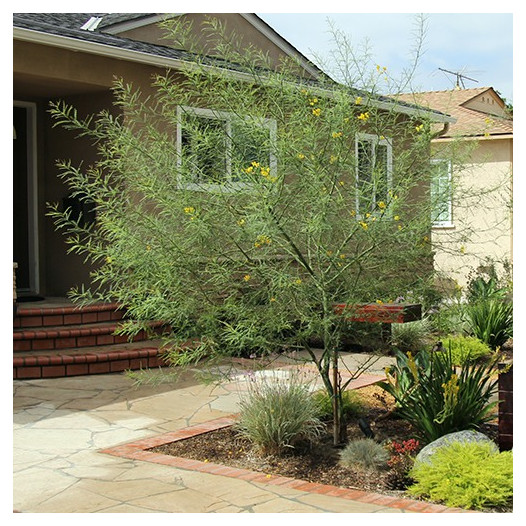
[397,87,512,138]
[13,13,453,122]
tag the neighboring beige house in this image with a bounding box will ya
[397,87,513,291]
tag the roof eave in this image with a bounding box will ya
[13,26,455,123]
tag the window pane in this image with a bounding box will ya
[357,139,374,210]
[181,114,228,184]
[374,143,389,204]
[231,119,271,182]
[431,161,451,224]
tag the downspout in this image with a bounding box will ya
[431,122,450,139]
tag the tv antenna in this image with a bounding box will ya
[438,67,479,89]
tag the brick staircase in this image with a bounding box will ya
[13,300,168,379]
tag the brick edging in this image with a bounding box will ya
[100,415,474,513]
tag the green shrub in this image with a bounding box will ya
[443,334,493,365]
[312,389,365,420]
[408,441,513,510]
[391,317,432,352]
[465,298,513,350]
[235,371,324,455]
[377,349,499,444]
[339,438,389,469]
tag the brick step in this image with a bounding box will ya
[13,340,169,379]
[13,320,165,352]
[14,301,125,329]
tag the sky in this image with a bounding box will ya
[256,12,514,102]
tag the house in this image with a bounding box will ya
[14,12,455,301]
[397,87,513,291]
[13,13,457,379]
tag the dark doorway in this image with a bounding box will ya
[13,104,38,295]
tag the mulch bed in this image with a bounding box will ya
[151,385,487,496]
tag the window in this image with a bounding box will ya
[430,159,453,227]
[176,106,276,191]
[355,133,392,216]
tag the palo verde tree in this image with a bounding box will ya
[49,16,454,445]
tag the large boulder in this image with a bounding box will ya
[415,430,497,465]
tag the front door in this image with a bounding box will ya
[13,102,39,296]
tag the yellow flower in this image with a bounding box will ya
[355,96,363,105]
[377,201,386,209]
[243,274,251,282]
[270,297,276,302]
[338,181,345,186]
[105,256,112,264]
[339,253,346,259]
[460,245,466,254]
[365,212,371,219]
[350,209,356,217]
[359,221,368,230]
[146,244,151,251]
[255,234,271,247]
[309,97,318,106]
[332,131,343,138]
[376,299,384,305]
[312,107,322,116]
[329,155,338,164]
[237,218,245,226]
[398,225,403,230]
[297,153,305,160]
[415,124,424,132]
[394,215,400,221]
[243,165,254,174]
[294,278,302,285]
[357,112,370,122]
[251,161,260,168]
[183,206,195,215]
[326,250,333,256]
[260,166,270,177]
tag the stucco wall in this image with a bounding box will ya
[431,136,512,290]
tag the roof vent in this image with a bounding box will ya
[80,17,103,31]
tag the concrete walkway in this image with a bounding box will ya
[13,354,429,513]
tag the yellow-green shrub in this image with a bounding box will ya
[408,441,513,510]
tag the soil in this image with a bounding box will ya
[151,385,499,497]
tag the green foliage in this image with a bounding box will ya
[463,260,513,350]
[339,438,389,469]
[391,317,432,352]
[312,389,365,420]
[442,334,492,365]
[465,298,512,350]
[46,16,479,445]
[408,442,513,510]
[235,370,324,455]
[378,349,499,443]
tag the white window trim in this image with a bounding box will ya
[354,132,393,217]
[430,158,453,228]
[176,105,277,192]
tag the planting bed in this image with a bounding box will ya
[151,385,498,498]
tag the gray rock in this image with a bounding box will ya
[415,430,497,465]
